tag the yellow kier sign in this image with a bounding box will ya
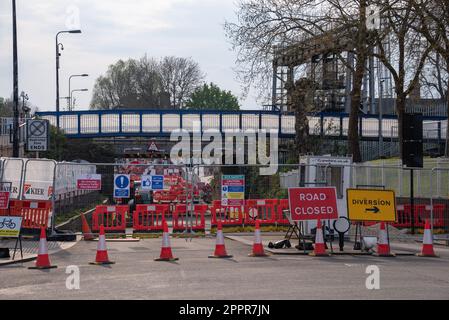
[346,189,397,222]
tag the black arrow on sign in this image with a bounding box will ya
[366,206,380,214]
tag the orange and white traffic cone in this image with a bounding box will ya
[417,220,438,257]
[81,213,94,241]
[375,222,395,257]
[155,220,178,261]
[90,225,115,265]
[249,220,268,257]
[209,220,233,258]
[309,219,329,257]
[28,227,57,270]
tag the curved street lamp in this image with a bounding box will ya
[68,74,89,109]
[55,29,81,127]
[70,88,88,111]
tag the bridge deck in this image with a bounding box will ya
[35,110,448,141]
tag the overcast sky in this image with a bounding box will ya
[0,0,260,112]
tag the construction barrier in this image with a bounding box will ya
[394,204,446,228]
[133,204,169,233]
[0,200,52,230]
[20,201,52,229]
[211,200,244,227]
[92,205,128,233]
[244,199,277,225]
[0,199,23,217]
[172,204,206,232]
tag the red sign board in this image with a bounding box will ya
[288,187,338,221]
[77,174,102,191]
[0,191,11,210]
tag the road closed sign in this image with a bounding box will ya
[288,187,338,221]
[346,189,396,222]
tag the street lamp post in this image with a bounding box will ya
[12,0,19,158]
[70,89,88,111]
[68,74,88,110]
[55,30,81,127]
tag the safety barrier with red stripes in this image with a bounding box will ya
[0,200,52,230]
[244,199,277,225]
[133,204,169,232]
[211,200,244,226]
[92,205,128,232]
[394,204,445,228]
[172,204,206,232]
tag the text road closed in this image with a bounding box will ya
[288,187,338,221]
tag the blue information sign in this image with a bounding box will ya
[114,174,130,198]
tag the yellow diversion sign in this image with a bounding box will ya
[346,189,397,222]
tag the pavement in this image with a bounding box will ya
[1,233,449,300]
[0,237,79,266]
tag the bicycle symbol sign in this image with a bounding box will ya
[0,216,22,238]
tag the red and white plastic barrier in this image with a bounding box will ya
[92,205,128,233]
[172,204,206,232]
[133,204,169,232]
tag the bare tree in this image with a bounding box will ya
[421,52,448,100]
[225,0,371,162]
[370,0,432,158]
[412,0,449,156]
[160,56,204,109]
[91,55,203,110]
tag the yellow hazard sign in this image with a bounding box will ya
[346,189,397,222]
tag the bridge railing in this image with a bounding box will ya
[35,110,447,141]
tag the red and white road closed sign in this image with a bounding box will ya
[288,187,338,221]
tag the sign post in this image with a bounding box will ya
[346,189,397,222]
[141,175,165,191]
[221,175,245,207]
[26,119,49,152]
[288,187,339,253]
[347,189,397,250]
[77,174,102,191]
[114,174,130,198]
[0,216,23,260]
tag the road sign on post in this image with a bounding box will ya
[141,175,164,191]
[221,175,245,206]
[114,174,130,198]
[346,189,396,222]
[26,119,49,152]
[288,187,338,221]
[77,174,102,191]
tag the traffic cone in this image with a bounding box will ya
[375,222,395,257]
[209,220,233,258]
[155,220,179,261]
[90,225,115,265]
[249,220,268,257]
[81,213,94,241]
[309,219,329,257]
[417,220,438,257]
[28,227,57,270]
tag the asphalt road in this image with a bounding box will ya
[1,236,448,300]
